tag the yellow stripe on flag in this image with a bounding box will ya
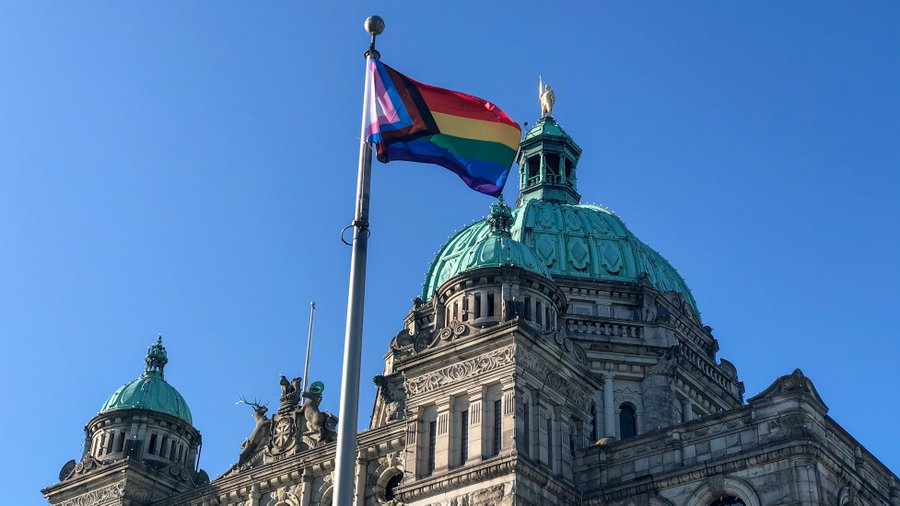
[432,112,521,152]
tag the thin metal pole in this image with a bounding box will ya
[333,29,379,503]
[301,301,315,393]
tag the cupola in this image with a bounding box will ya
[86,336,201,470]
[515,116,582,206]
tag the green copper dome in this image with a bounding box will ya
[422,117,700,319]
[99,336,193,425]
[423,199,551,296]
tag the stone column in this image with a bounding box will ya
[793,458,821,505]
[354,453,367,506]
[247,483,261,506]
[467,389,483,464]
[502,384,516,452]
[299,470,313,506]
[681,398,694,422]
[603,374,616,439]
[434,407,450,472]
[558,406,573,480]
[405,417,420,478]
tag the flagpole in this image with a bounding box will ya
[334,15,384,506]
[301,300,315,393]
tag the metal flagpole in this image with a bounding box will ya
[301,300,315,393]
[333,15,384,506]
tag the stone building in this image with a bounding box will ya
[44,115,899,505]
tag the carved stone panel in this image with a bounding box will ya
[405,346,514,395]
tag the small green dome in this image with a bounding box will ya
[99,336,193,425]
[422,200,551,297]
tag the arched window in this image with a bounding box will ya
[710,497,745,506]
[619,404,636,439]
[383,472,403,501]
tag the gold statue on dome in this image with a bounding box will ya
[539,75,555,117]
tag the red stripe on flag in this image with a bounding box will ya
[411,79,520,129]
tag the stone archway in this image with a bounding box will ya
[685,476,760,506]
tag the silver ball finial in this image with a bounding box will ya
[364,16,385,36]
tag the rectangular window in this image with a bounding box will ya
[546,416,553,468]
[536,301,543,325]
[524,296,531,320]
[474,294,481,319]
[148,434,158,455]
[492,399,502,456]
[569,422,575,455]
[428,420,437,475]
[487,293,495,317]
[462,296,469,321]
[523,401,530,457]
[460,410,469,463]
[116,431,125,452]
[452,302,458,321]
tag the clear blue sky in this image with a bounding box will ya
[2,2,898,502]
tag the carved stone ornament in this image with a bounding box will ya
[270,413,298,454]
[747,368,827,409]
[647,346,680,378]
[436,320,470,342]
[165,462,194,482]
[517,348,588,408]
[58,459,76,481]
[551,328,588,366]
[405,346,514,395]
[60,482,125,506]
[413,319,482,354]
[374,373,408,421]
[67,456,105,480]
[271,485,302,506]
[424,483,510,506]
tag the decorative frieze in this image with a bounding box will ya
[405,346,514,395]
[60,483,125,506]
[517,348,589,408]
[423,483,510,506]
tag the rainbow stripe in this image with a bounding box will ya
[365,59,521,197]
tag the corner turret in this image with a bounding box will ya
[42,336,206,506]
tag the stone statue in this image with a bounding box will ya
[277,375,302,412]
[649,346,680,377]
[374,374,407,421]
[236,397,270,468]
[540,82,555,117]
[640,294,658,323]
[299,382,337,446]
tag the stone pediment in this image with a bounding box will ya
[747,368,827,410]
